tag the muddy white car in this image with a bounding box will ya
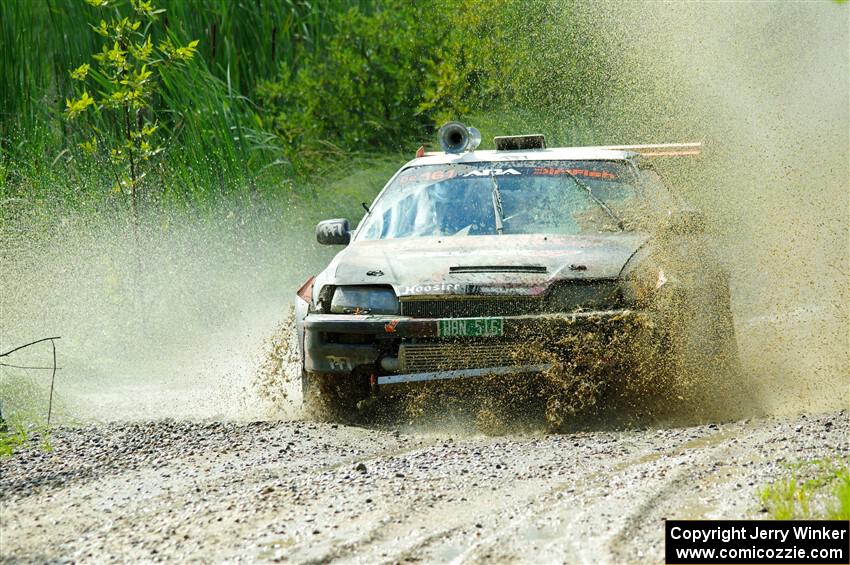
[294,123,739,420]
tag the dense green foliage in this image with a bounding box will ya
[257,2,466,161]
[1,0,616,211]
[2,0,358,208]
[257,1,620,164]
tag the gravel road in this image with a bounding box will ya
[1,409,846,563]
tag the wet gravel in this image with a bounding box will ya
[1,410,847,563]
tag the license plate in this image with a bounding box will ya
[437,317,503,337]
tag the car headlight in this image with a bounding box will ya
[330,286,399,315]
[622,259,669,305]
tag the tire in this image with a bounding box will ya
[300,368,322,417]
[659,285,747,422]
[705,288,755,420]
[301,369,370,423]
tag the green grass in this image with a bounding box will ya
[0,0,626,214]
[0,0,376,214]
[759,458,850,520]
[0,424,28,458]
[0,414,53,459]
[0,0,367,129]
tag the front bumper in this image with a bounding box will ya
[303,309,646,385]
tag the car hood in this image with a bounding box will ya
[325,233,649,297]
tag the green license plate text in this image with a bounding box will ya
[437,317,503,337]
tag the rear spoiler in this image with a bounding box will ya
[416,141,703,158]
[585,142,703,157]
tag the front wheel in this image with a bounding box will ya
[657,287,748,422]
[301,370,370,422]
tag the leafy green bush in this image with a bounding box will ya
[257,1,466,165]
[1,0,363,208]
[2,0,620,206]
[64,0,201,212]
[257,0,617,169]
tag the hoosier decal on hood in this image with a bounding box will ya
[400,282,547,296]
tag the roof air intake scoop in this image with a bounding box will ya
[494,134,546,151]
[438,121,482,154]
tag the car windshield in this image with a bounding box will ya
[357,160,643,240]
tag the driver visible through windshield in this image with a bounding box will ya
[357,160,639,240]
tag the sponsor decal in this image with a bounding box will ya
[402,282,547,296]
[532,167,619,181]
[462,168,521,177]
[397,164,624,186]
[465,284,547,296]
[397,169,459,185]
[403,282,465,294]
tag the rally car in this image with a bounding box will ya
[294,122,739,420]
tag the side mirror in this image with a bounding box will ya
[316,218,351,245]
[665,209,706,235]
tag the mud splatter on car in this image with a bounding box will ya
[296,128,746,425]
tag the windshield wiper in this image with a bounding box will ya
[560,169,625,230]
[490,174,504,235]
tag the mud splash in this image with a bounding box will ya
[3,2,846,428]
[0,204,325,423]
[307,1,848,430]
[252,305,301,419]
[611,1,848,419]
[585,1,849,416]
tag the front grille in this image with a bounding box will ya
[399,342,534,373]
[400,297,541,318]
[546,280,622,311]
[399,281,622,318]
